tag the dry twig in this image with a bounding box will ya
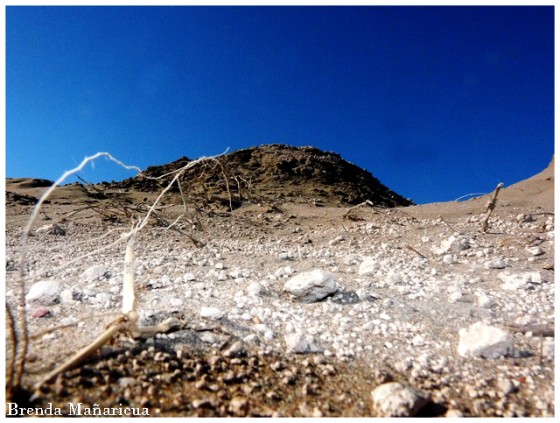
[405,245,428,259]
[481,182,504,233]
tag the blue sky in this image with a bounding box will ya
[6,6,554,204]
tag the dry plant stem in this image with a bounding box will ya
[33,228,139,393]
[122,231,137,315]
[438,215,462,234]
[213,159,234,212]
[29,322,79,340]
[14,152,142,394]
[6,304,18,392]
[32,320,125,394]
[481,182,504,233]
[405,245,428,259]
[177,179,189,213]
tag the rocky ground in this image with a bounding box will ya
[4,157,555,417]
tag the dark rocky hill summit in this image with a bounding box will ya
[113,144,413,208]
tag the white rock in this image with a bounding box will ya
[385,270,403,285]
[486,258,507,269]
[411,335,425,347]
[356,288,376,301]
[170,298,183,307]
[437,236,470,254]
[542,338,554,360]
[26,280,61,305]
[371,382,429,417]
[59,288,74,304]
[36,223,66,235]
[448,289,462,303]
[95,292,111,305]
[248,282,266,296]
[274,266,294,278]
[527,246,545,256]
[329,236,344,246]
[476,293,494,308]
[358,257,377,276]
[80,265,107,282]
[498,271,543,290]
[200,306,224,320]
[284,332,323,353]
[283,269,338,303]
[184,272,196,281]
[442,254,456,265]
[457,322,513,358]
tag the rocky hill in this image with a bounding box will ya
[112,144,413,209]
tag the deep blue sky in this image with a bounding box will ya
[6,6,554,204]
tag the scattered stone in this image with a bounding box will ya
[498,271,543,290]
[248,281,266,296]
[36,223,66,235]
[80,265,108,282]
[385,270,403,285]
[358,257,377,275]
[497,378,515,396]
[436,235,470,254]
[329,235,345,246]
[31,307,51,318]
[486,258,507,269]
[541,338,554,360]
[371,382,429,417]
[448,288,462,303]
[26,280,61,306]
[476,292,494,309]
[283,269,338,303]
[442,254,456,265]
[183,272,196,281]
[224,341,247,358]
[445,409,464,417]
[517,213,534,223]
[457,322,513,359]
[356,288,377,301]
[59,288,75,304]
[118,377,137,388]
[229,397,249,415]
[200,307,224,320]
[274,266,294,278]
[285,332,323,354]
[527,246,545,256]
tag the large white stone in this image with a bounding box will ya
[358,257,377,275]
[457,322,513,359]
[371,382,429,417]
[26,280,61,305]
[283,269,337,303]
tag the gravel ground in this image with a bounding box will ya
[5,185,555,417]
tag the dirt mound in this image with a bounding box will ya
[7,178,54,189]
[112,144,413,208]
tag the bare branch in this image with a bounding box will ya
[481,182,504,233]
